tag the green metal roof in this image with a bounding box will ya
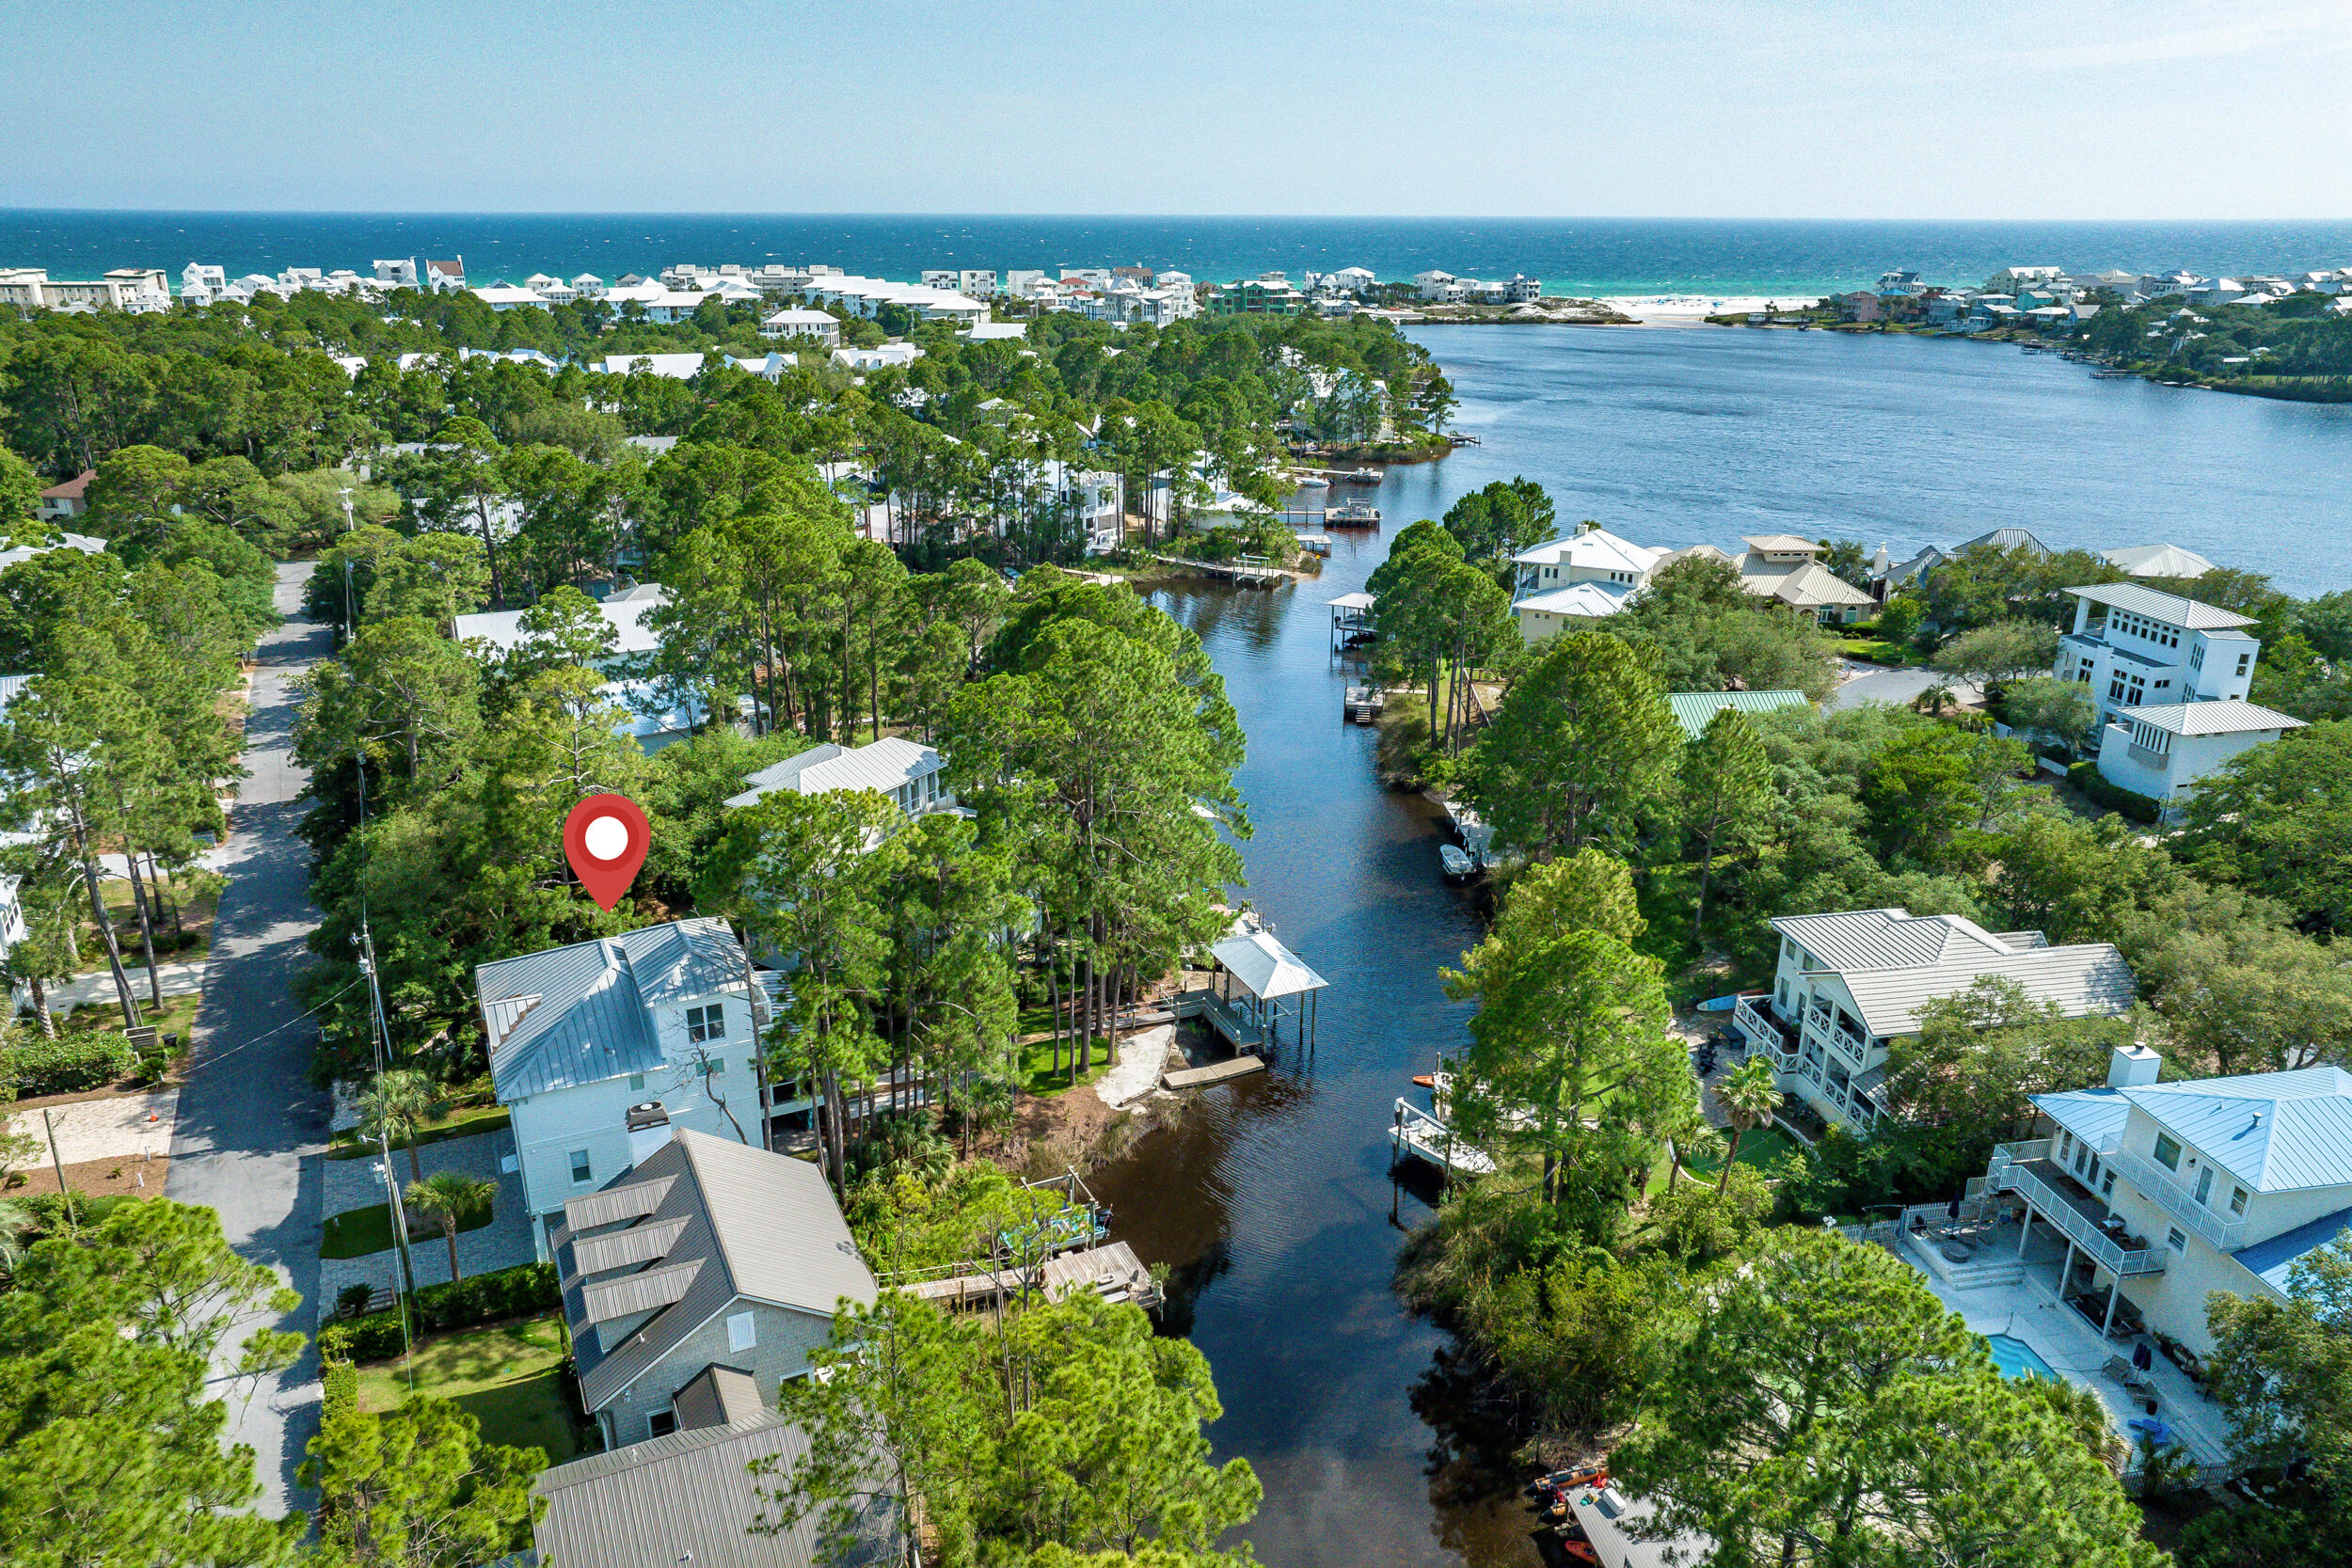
[1667,689,1811,741]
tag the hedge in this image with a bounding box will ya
[6,1034,133,1099]
[321,1360,358,1418]
[317,1259,562,1365]
[2067,762,2164,825]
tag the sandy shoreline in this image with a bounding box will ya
[1598,293,1819,325]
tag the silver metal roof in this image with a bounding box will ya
[479,919,746,1101]
[571,1216,687,1276]
[2119,1067,2352,1194]
[557,1130,877,1413]
[1772,909,2135,1037]
[564,1174,673,1232]
[672,1363,765,1431]
[2126,700,2305,737]
[1211,929,1329,1001]
[532,1409,899,1568]
[581,1258,701,1323]
[2066,581,2256,631]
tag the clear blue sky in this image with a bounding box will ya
[8,0,2350,218]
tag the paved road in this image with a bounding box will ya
[1826,661,1981,712]
[167,562,330,1518]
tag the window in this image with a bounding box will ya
[705,1056,724,1076]
[2166,1227,2187,1252]
[2101,1171,2117,1198]
[628,1073,644,1090]
[569,1148,593,1184]
[728,1311,757,1353]
[2058,1132,2074,1161]
[2195,1166,2214,1205]
[648,1408,677,1438]
[2230,1186,2249,1215]
[2190,643,2204,671]
[686,1004,725,1044]
[2236,653,2250,677]
[2153,1133,2182,1171]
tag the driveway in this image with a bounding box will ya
[1827,661,1981,712]
[166,562,330,1518]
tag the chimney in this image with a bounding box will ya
[1575,520,1597,537]
[626,1101,672,1167]
[2107,1044,2161,1089]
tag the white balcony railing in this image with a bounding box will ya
[2106,1148,2250,1252]
[1992,1162,2169,1276]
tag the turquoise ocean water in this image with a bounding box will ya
[4,213,2350,297]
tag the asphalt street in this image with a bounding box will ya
[166,562,331,1517]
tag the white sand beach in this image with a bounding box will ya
[1600,293,1823,325]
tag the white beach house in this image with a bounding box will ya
[2057,581,2258,732]
[1734,908,2136,1131]
[1507,523,1665,644]
[2095,701,2305,816]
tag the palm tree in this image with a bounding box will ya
[405,1170,495,1284]
[1717,1055,1784,1195]
[358,1069,443,1184]
[2017,1368,2129,1473]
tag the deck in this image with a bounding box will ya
[1164,1055,1268,1090]
[1390,1097,1495,1177]
[898,1241,1162,1310]
[1151,553,1291,588]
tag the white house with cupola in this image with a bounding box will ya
[1983,1055,2352,1356]
[1733,908,2136,1131]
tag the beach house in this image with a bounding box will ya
[548,1127,876,1449]
[2054,582,2259,734]
[2094,701,2304,817]
[1718,536,1876,625]
[1982,1054,2352,1357]
[1507,522,1664,644]
[480,918,769,1249]
[724,736,954,819]
[1734,908,2136,1131]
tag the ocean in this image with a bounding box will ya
[5,212,2352,298]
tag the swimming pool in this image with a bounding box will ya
[1986,1334,2059,1382]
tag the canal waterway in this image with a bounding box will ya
[1089,324,2352,1568]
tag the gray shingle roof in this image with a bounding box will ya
[556,1130,877,1413]
[479,918,743,1101]
[1772,909,2136,1037]
[2066,582,2257,631]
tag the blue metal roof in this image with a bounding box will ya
[2120,1068,2352,1194]
[2233,1206,2352,1296]
[2033,1086,2132,1151]
[479,918,743,1101]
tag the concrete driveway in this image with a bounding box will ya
[166,562,331,1518]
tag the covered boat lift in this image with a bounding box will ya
[1201,926,1329,1050]
[1327,590,1375,653]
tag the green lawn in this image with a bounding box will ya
[1683,1126,1798,1179]
[329,1102,512,1160]
[1833,636,1914,667]
[322,1191,494,1259]
[1014,1029,1110,1096]
[353,1314,586,1462]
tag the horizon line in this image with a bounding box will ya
[2,208,2349,225]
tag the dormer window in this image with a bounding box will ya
[686,1003,726,1044]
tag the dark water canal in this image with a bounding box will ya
[1089,325,2352,1568]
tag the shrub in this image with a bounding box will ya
[6,1033,133,1098]
[2067,762,2163,825]
[318,1259,563,1365]
[321,1360,358,1420]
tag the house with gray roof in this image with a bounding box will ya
[550,1127,878,1450]
[1734,908,2135,1131]
[479,919,769,1242]
[1987,1054,2352,1356]
[725,735,953,818]
[2095,700,2305,818]
[2056,581,2262,738]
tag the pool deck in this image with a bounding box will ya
[1891,1225,2233,1471]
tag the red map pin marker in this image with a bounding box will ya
[564,794,650,911]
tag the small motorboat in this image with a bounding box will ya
[1326,501,1381,528]
[1410,1072,1438,1089]
[1338,467,1383,483]
[1295,474,1330,489]
[1528,1464,1610,1497]
[1438,844,1476,882]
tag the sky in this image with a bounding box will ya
[6,0,2351,218]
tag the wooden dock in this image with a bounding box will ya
[1344,685,1386,723]
[1164,1055,1268,1090]
[1151,554,1291,588]
[899,1241,1162,1310]
[1391,1097,1495,1176]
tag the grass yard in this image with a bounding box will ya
[96,876,218,966]
[1683,1126,1799,1179]
[1014,1029,1109,1096]
[322,1190,494,1259]
[353,1314,586,1462]
[1833,636,1915,667]
[329,1101,511,1160]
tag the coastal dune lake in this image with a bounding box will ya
[1091,325,2352,1568]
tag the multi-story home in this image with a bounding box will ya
[1680,535,1875,625]
[2094,701,2305,817]
[549,1126,876,1449]
[724,736,955,819]
[1209,276,1306,315]
[1735,908,2136,1130]
[759,308,842,345]
[480,918,770,1253]
[2055,582,2259,734]
[1507,523,1666,644]
[1983,1053,2352,1355]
